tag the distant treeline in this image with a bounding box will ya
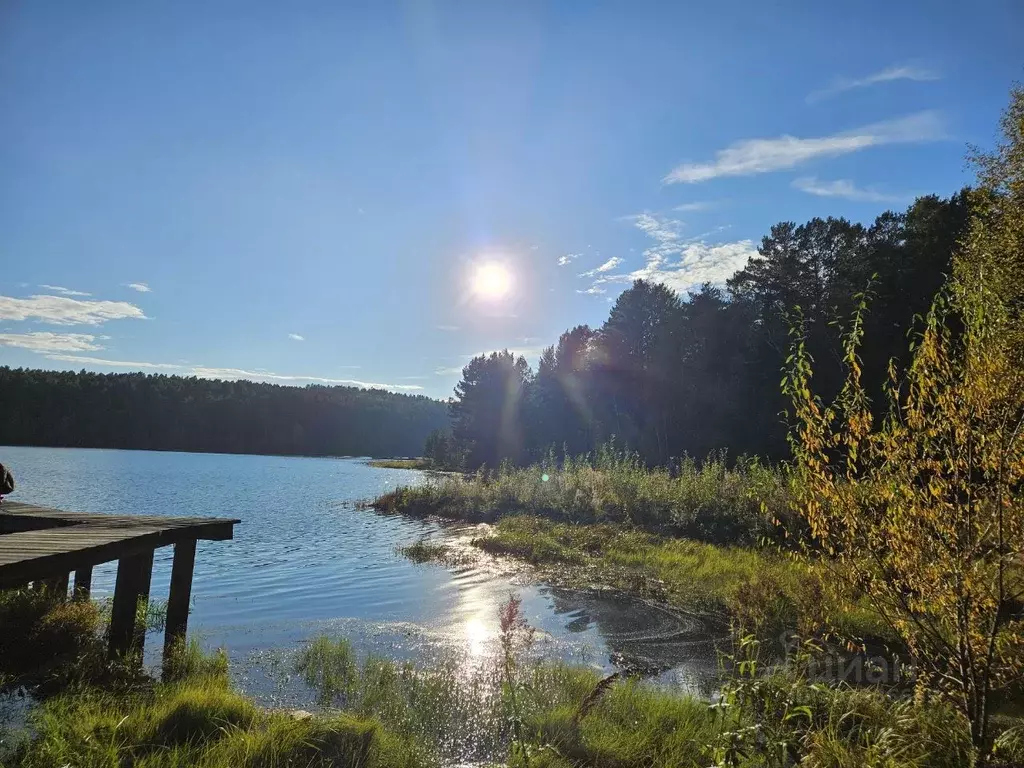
[430,190,971,469]
[0,368,448,458]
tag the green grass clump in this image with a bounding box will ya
[372,449,795,546]
[163,639,230,683]
[296,636,359,706]
[16,651,431,768]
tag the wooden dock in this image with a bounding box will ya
[0,501,239,666]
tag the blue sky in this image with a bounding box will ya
[1,2,1021,399]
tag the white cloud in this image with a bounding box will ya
[45,354,181,370]
[792,176,905,203]
[435,324,460,331]
[672,201,715,212]
[0,294,147,325]
[629,240,757,294]
[579,257,625,278]
[808,64,940,102]
[40,354,422,391]
[0,332,103,352]
[288,333,305,341]
[435,365,464,376]
[607,211,757,296]
[576,285,607,296]
[557,253,581,266]
[664,111,945,184]
[126,282,151,293]
[39,285,91,297]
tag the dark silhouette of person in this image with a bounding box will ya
[0,463,14,501]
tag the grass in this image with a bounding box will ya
[372,450,796,547]
[285,632,1002,768]
[470,516,887,642]
[14,661,429,768]
[3,583,1015,767]
[14,639,1004,768]
[367,458,432,470]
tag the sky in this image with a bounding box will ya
[1,2,1021,399]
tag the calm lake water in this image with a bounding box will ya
[1,446,720,703]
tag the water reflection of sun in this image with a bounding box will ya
[464,616,491,657]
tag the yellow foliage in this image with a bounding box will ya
[785,86,1024,757]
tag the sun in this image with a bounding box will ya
[471,262,513,300]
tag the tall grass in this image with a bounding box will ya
[290,628,992,768]
[372,449,796,546]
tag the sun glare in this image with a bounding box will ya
[471,262,513,300]
[464,616,491,656]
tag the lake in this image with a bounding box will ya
[0,446,720,703]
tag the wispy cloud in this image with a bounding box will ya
[590,211,756,296]
[288,333,305,341]
[808,64,940,102]
[41,354,422,391]
[672,201,715,212]
[579,257,624,278]
[435,365,464,376]
[0,294,147,325]
[436,324,460,332]
[39,285,91,297]
[0,332,103,352]
[576,285,607,296]
[792,176,906,203]
[557,253,581,266]
[45,354,181,370]
[664,111,945,184]
[125,282,151,293]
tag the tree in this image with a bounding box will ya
[423,428,460,469]
[785,87,1024,760]
[593,280,684,461]
[527,325,597,458]
[449,351,532,469]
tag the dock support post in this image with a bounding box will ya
[108,551,154,662]
[73,566,92,599]
[163,539,197,673]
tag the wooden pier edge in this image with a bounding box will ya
[0,501,238,666]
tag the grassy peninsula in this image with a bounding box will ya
[375,452,884,641]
